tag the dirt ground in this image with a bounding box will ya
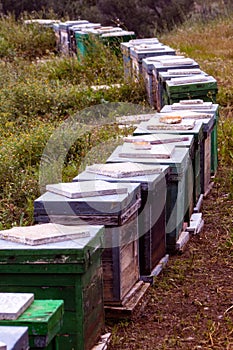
[106,165,233,350]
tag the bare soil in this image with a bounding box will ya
[106,165,233,350]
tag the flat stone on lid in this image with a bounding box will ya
[0,293,34,320]
[46,180,128,198]
[0,223,90,245]
[119,143,175,159]
[86,162,163,178]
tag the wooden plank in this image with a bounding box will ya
[104,281,150,319]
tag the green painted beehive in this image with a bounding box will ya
[0,224,104,350]
[165,75,218,104]
[106,145,191,253]
[0,300,64,350]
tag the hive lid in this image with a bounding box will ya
[146,55,184,62]
[147,118,195,130]
[133,44,165,51]
[124,134,190,145]
[0,293,34,320]
[0,223,90,245]
[86,162,163,178]
[167,68,202,75]
[170,75,210,84]
[160,110,212,119]
[161,58,195,66]
[119,143,175,159]
[171,100,213,110]
[46,180,128,198]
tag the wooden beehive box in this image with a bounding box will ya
[34,181,141,306]
[134,117,204,204]
[151,59,200,111]
[129,45,176,80]
[165,75,218,105]
[0,224,104,350]
[161,101,219,175]
[141,54,182,106]
[0,326,29,350]
[0,299,64,350]
[73,163,169,278]
[106,146,191,253]
[158,69,206,111]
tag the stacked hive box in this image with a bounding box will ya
[106,145,191,253]
[0,224,105,350]
[73,163,169,281]
[151,57,200,111]
[121,38,161,80]
[34,181,142,307]
[160,100,219,175]
[165,75,218,105]
[158,69,207,109]
[133,118,203,211]
[130,45,176,81]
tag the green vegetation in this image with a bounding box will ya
[0,10,233,235]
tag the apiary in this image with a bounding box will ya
[73,163,169,279]
[0,297,64,350]
[34,181,141,307]
[106,146,191,253]
[0,224,104,350]
[0,326,29,350]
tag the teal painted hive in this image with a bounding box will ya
[0,300,64,350]
[0,225,104,350]
[106,146,191,253]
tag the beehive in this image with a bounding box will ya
[34,181,141,306]
[160,101,219,175]
[151,58,200,110]
[165,75,218,105]
[106,146,191,253]
[73,163,169,278]
[134,117,204,204]
[0,224,104,350]
[129,45,176,80]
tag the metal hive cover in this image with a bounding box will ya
[0,223,90,245]
[46,180,128,198]
[85,162,163,178]
[0,293,34,320]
